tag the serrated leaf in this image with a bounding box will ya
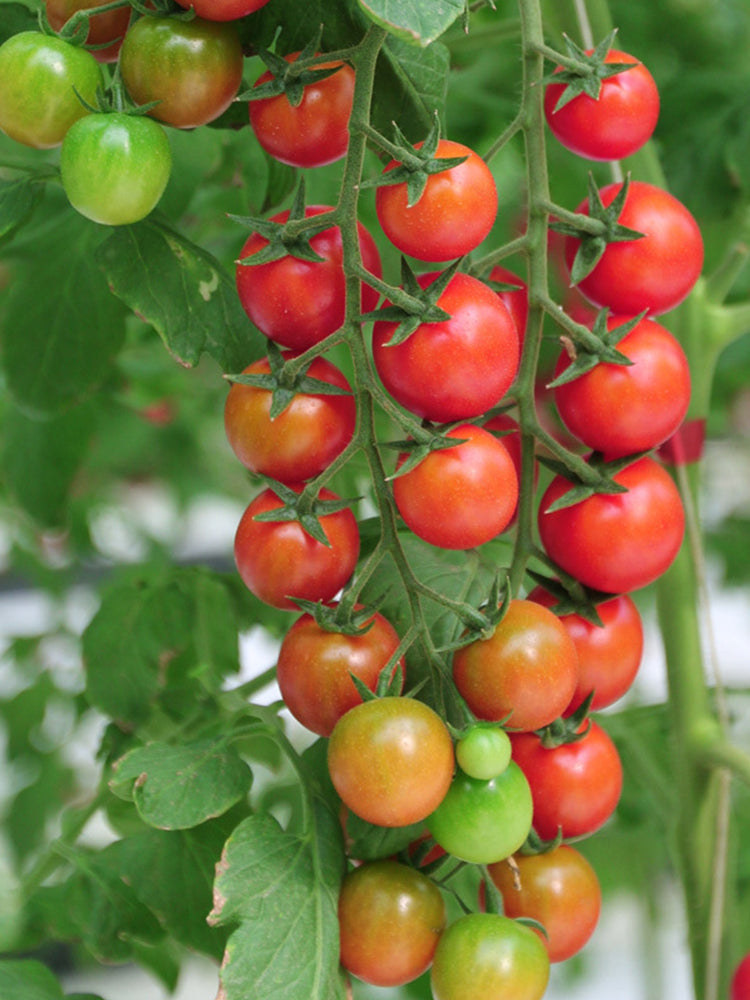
[111,740,252,830]
[209,809,347,1000]
[357,0,463,46]
[0,960,64,1000]
[99,217,262,372]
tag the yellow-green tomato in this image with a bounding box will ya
[456,724,512,780]
[0,31,102,148]
[61,113,172,225]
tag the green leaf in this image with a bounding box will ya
[0,959,65,1000]
[376,35,451,138]
[0,4,37,43]
[0,175,43,244]
[99,217,262,373]
[357,0,464,46]
[111,740,252,830]
[209,808,347,1000]
[345,811,425,860]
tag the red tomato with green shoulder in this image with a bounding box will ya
[223,353,356,482]
[45,0,131,63]
[249,53,355,167]
[338,859,446,987]
[564,180,703,316]
[174,0,270,18]
[452,598,579,732]
[553,314,691,457]
[119,15,244,128]
[236,205,382,351]
[0,31,102,148]
[392,424,519,550]
[544,48,659,161]
[376,138,498,261]
[276,606,403,737]
[372,271,519,423]
[431,913,550,1000]
[538,454,685,594]
[233,486,359,610]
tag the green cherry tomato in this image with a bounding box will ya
[0,31,102,148]
[61,113,172,225]
[431,913,550,1000]
[427,762,533,864]
[456,725,512,780]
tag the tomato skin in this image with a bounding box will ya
[327,697,455,828]
[553,314,691,457]
[487,845,602,962]
[0,32,102,149]
[174,0,270,18]
[488,265,529,345]
[564,180,704,316]
[119,15,244,129]
[392,424,519,550]
[45,0,131,63]
[276,607,403,737]
[426,763,533,864]
[233,486,359,611]
[455,724,512,780]
[376,139,498,261]
[60,113,172,226]
[510,721,623,839]
[452,599,579,732]
[527,585,644,712]
[538,455,685,594]
[544,49,659,161]
[236,206,382,352]
[338,860,446,987]
[249,53,355,168]
[431,913,550,1000]
[731,953,750,1000]
[372,271,519,423]
[223,354,356,482]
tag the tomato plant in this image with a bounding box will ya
[44,0,131,63]
[338,859,446,987]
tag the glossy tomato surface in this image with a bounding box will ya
[544,48,659,161]
[233,486,359,610]
[538,455,685,594]
[488,264,529,345]
[376,138,498,261]
[372,271,519,423]
[223,353,356,482]
[249,53,355,167]
[119,15,244,128]
[174,0,270,18]
[236,206,382,351]
[45,0,131,62]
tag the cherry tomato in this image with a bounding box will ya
[538,454,685,594]
[327,697,455,828]
[60,112,172,225]
[511,721,623,839]
[392,424,519,550]
[487,845,601,962]
[223,354,356,482]
[431,913,550,1000]
[427,762,533,864]
[544,48,659,161]
[553,314,691,457]
[376,138,498,261]
[119,15,244,128]
[249,53,355,168]
[564,180,704,316]
[488,265,529,345]
[453,598,579,732]
[233,486,359,611]
[731,953,750,1000]
[174,0,271,18]
[338,859,446,987]
[372,271,519,423]
[276,606,403,737]
[455,724,512,780]
[236,206,382,352]
[527,585,643,712]
[45,0,131,63]
[0,31,102,149]
[484,413,533,525]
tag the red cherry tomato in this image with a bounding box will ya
[731,953,750,1000]
[372,271,519,423]
[392,424,519,550]
[564,180,704,316]
[174,0,271,19]
[538,455,685,594]
[544,48,659,161]
[488,265,529,345]
[376,138,498,261]
[45,0,131,63]
[249,53,355,168]
[233,486,359,610]
[236,205,382,352]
